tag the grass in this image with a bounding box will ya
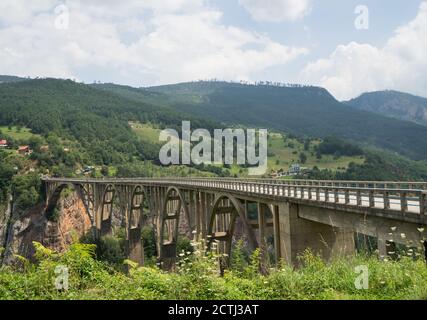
[267,133,365,172]
[0,126,40,141]
[128,122,365,177]
[129,121,162,144]
[0,241,426,300]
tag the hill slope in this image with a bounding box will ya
[0,78,215,165]
[0,75,27,83]
[144,81,427,160]
[345,90,427,126]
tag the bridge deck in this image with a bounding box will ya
[43,177,427,218]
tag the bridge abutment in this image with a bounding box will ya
[278,202,355,266]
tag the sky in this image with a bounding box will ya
[0,0,426,100]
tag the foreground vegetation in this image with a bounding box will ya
[1,241,426,300]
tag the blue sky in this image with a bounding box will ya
[0,0,426,100]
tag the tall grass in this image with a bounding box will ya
[0,239,426,300]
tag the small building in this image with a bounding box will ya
[0,139,7,147]
[40,145,49,152]
[17,145,32,155]
[289,163,301,175]
[82,166,95,174]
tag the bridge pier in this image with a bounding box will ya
[377,238,397,260]
[278,202,355,266]
[100,218,112,237]
[257,203,269,273]
[127,228,144,266]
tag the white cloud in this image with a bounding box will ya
[300,2,427,100]
[238,0,312,22]
[0,0,307,85]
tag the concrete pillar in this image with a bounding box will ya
[127,228,144,266]
[271,205,281,265]
[206,193,213,225]
[278,202,355,266]
[195,192,201,240]
[257,203,268,274]
[186,190,198,239]
[100,218,112,237]
[377,238,397,260]
[200,192,207,238]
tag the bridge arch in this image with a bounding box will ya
[45,182,93,224]
[97,184,117,236]
[158,186,190,269]
[125,185,151,265]
[207,193,257,271]
[128,185,151,230]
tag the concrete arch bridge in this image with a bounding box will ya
[42,177,427,270]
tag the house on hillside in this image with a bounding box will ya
[289,163,301,175]
[17,145,32,155]
[0,139,7,148]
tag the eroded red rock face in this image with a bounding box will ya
[2,192,92,264]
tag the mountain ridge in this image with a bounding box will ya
[2,76,427,161]
[144,81,427,160]
[345,90,427,126]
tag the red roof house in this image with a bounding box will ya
[0,139,7,147]
[17,145,32,155]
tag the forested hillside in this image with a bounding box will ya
[0,79,216,165]
[144,81,427,160]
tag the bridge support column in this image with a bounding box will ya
[194,192,201,240]
[127,228,144,266]
[257,203,269,274]
[187,191,195,237]
[200,192,207,239]
[278,202,355,266]
[100,218,112,237]
[271,205,281,266]
[377,238,397,260]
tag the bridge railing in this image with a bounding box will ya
[141,178,427,215]
[165,177,427,191]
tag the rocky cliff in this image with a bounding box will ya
[1,191,91,265]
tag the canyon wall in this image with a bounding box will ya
[1,191,91,265]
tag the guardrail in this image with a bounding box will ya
[42,177,427,215]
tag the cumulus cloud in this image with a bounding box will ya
[0,0,307,85]
[300,2,427,100]
[238,0,312,22]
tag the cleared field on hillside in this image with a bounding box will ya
[129,121,162,144]
[129,122,365,176]
[267,133,365,173]
[0,126,40,140]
